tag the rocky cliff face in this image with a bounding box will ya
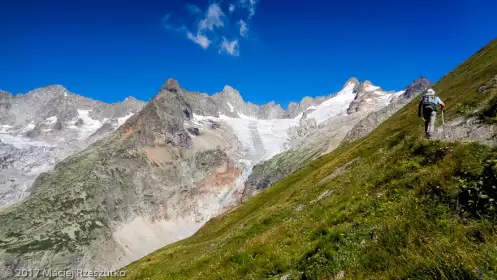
[0,77,402,279]
[0,85,145,209]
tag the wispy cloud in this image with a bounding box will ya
[162,1,260,56]
[220,38,240,56]
[198,4,225,31]
[239,20,248,37]
[187,32,211,49]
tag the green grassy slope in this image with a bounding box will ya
[117,38,497,280]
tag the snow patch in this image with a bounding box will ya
[366,85,380,91]
[254,119,298,161]
[0,125,13,133]
[392,90,405,99]
[0,134,53,149]
[227,102,234,112]
[21,122,36,133]
[305,83,357,124]
[117,113,134,127]
[45,116,58,124]
[68,110,106,139]
[194,113,298,163]
[237,112,257,120]
[376,93,394,107]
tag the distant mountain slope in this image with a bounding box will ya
[0,86,145,208]
[117,39,497,280]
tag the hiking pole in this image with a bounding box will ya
[441,110,447,139]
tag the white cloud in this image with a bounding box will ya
[198,4,225,31]
[161,1,261,55]
[185,4,224,50]
[219,38,239,56]
[239,20,249,37]
[187,32,211,49]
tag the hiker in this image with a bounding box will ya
[418,88,445,139]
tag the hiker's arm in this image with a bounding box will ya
[418,102,422,117]
[440,101,446,110]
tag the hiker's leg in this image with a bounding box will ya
[423,111,430,138]
[424,119,429,138]
[428,111,437,138]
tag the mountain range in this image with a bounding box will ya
[0,86,145,209]
[0,72,432,279]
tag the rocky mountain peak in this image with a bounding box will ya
[223,85,235,92]
[221,85,243,101]
[124,96,137,102]
[0,90,12,98]
[124,79,193,148]
[26,85,69,96]
[356,80,381,94]
[210,85,245,117]
[341,77,362,95]
[345,77,360,86]
[401,77,432,100]
[160,78,181,93]
[363,80,374,87]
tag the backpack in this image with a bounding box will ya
[421,95,437,113]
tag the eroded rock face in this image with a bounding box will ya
[400,77,432,101]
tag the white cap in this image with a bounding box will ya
[425,89,435,96]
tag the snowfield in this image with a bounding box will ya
[300,82,357,124]
[192,82,364,169]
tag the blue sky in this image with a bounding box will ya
[1,0,496,108]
